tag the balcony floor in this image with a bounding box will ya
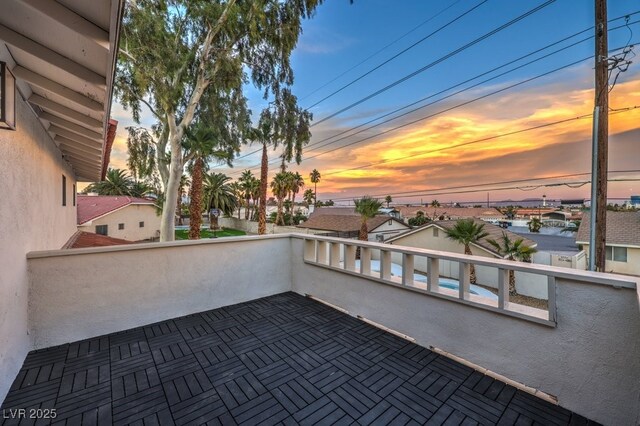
[1,292,595,425]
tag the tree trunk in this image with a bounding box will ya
[245,197,251,220]
[464,244,478,284]
[176,188,183,226]
[276,197,284,226]
[160,134,183,242]
[188,158,204,240]
[314,183,317,205]
[258,143,268,235]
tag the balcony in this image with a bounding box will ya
[2,234,639,425]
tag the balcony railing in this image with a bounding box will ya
[19,233,640,425]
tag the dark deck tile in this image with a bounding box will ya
[1,292,595,425]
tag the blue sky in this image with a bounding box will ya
[110,0,640,203]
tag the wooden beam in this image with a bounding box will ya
[22,0,110,51]
[62,153,101,168]
[58,142,102,160]
[49,124,102,147]
[13,67,103,112]
[0,24,105,87]
[54,135,102,153]
[29,95,102,130]
[41,112,102,140]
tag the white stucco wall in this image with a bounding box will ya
[78,204,161,241]
[27,236,292,349]
[368,220,409,241]
[581,243,640,276]
[0,94,77,402]
[290,238,640,425]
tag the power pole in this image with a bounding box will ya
[591,0,609,271]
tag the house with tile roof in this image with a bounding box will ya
[576,211,640,276]
[297,214,410,241]
[62,231,135,249]
[77,195,160,242]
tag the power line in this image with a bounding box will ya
[311,0,558,127]
[305,17,640,154]
[323,170,640,201]
[305,0,488,109]
[230,11,640,174]
[299,0,464,102]
[322,106,639,177]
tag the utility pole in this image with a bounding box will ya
[590,0,608,271]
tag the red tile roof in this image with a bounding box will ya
[77,195,155,225]
[62,231,134,249]
[101,119,118,181]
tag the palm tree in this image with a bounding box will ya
[239,170,255,220]
[204,173,238,230]
[184,127,231,239]
[253,96,312,235]
[486,232,538,295]
[290,172,305,206]
[354,196,383,241]
[130,180,154,198]
[175,174,189,225]
[444,219,489,284]
[270,172,289,226]
[250,178,261,221]
[528,217,542,233]
[310,169,321,205]
[431,199,441,207]
[303,189,315,207]
[503,205,517,220]
[229,181,244,219]
[385,195,392,208]
[84,169,134,195]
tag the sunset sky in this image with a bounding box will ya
[108,0,640,205]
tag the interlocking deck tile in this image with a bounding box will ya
[1,292,597,425]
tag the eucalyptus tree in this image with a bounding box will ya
[116,0,322,241]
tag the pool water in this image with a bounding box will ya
[354,260,498,300]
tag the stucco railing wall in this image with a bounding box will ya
[218,217,326,235]
[27,236,292,349]
[289,235,640,426]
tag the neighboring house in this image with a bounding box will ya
[310,206,400,219]
[395,206,505,222]
[297,214,410,241]
[77,195,160,241]
[576,211,640,276]
[385,220,547,298]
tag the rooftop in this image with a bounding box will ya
[298,214,407,234]
[576,211,640,247]
[395,206,504,219]
[1,292,590,425]
[62,231,134,249]
[77,195,156,225]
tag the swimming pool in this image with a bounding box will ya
[354,260,498,300]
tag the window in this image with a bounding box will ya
[139,221,145,228]
[95,225,108,236]
[62,175,66,206]
[606,246,627,262]
[118,223,125,230]
[73,184,76,206]
[433,228,439,237]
